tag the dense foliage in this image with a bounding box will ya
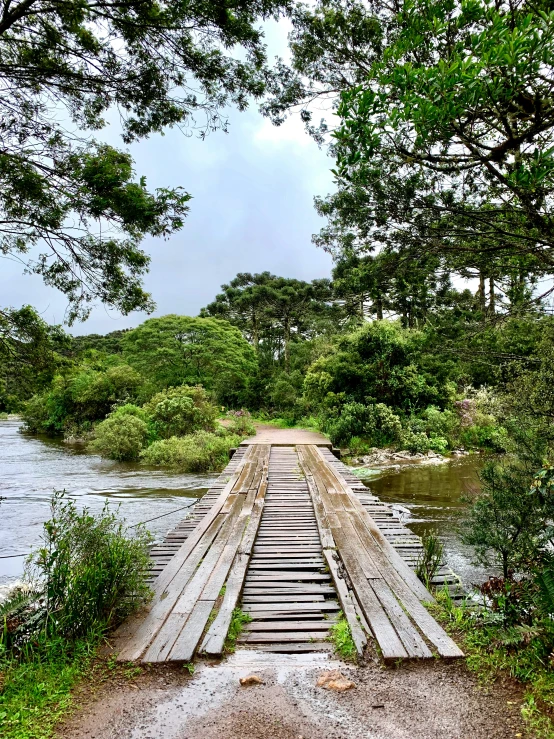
[0,494,152,737]
[0,0,290,327]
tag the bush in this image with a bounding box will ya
[143,384,217,438]
[400,430,431,454]
[461,461,554,580]
[225,409,256,437]
[428,435,449,454]
[1,493,152,647]
[88,413,149,461]
[324,402,375,447]
[21,360,146,436]
[140,430,240,472]
[323,401,406,448]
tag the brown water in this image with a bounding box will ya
[0,419,490,591]
[354,457,493,586]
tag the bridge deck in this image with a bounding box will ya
[114,443,463,663]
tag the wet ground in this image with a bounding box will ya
[58,651,525,739]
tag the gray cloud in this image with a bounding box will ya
[0,21,336,335]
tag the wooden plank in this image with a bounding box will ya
[200,459,269,656]
[243,601,339,612]
[244,620,332,630]
[114,513,225,661]
[167,600,214,662]
[296,446,335,550]
[142,497,244,662]
[332,536,408,661]
[238,632,329,642]
[246,611,340,620]
[344,501,463,657]
[311,445,433,603]
[323,549,367,657]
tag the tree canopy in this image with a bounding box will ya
[122,314,258,400]
[1,0,289,321]
[201,271,337,371]
[266,0,554,312]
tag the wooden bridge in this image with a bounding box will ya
[113,433,463,663]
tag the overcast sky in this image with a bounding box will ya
[1,19,336,335]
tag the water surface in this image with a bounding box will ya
[0,419,216,586]
[356,457,493,585]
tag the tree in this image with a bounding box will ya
[1,0,290,322]
[201,272,337,372]
[200,272,276,352]
[0,306,69,410]
[122,315,258,400]
[266,0,554,306]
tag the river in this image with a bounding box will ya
[0,419,216,589]
[0,419,490,591]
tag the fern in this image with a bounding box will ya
[537,567,554,616]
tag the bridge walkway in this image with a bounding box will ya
[113,441,463,663]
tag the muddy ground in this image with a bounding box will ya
[58,650,526,739]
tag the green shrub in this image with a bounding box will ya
[140,430,240,472]
[225,409,256,437]
[324,402,375,446]
[143,384,217,438]
[21,360,146,436]
[428,435,449,454]
[461,424,507,451]
[1,493,152,646]
[400,430,431,454]
[88,413,149,461]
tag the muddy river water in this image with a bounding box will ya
[0,419,490,591]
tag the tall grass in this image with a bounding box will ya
[0,494,153,739]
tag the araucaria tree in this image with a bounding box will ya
[0,0,290,321]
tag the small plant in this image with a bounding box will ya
[16,492,153,643]
[225,409,256,437]
[224,608,251,653]
[416,530,444,588]
[183,662,195,675]
[328,613,357,662]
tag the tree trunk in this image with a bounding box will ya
[479,271,486,317]
[252,313,259,352]
[376,294,383,320]
[284,317,291,374]
[488,276,495,315]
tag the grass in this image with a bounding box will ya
[0,635,98,739]
[328,613,357,662]
[432,588,554,738]
[250,414,321,431]
[223,609,252,654]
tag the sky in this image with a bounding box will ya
[0,20,336,335]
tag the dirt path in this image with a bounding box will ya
[58,651,525,739]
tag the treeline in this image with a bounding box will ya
[5,269,552,462]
